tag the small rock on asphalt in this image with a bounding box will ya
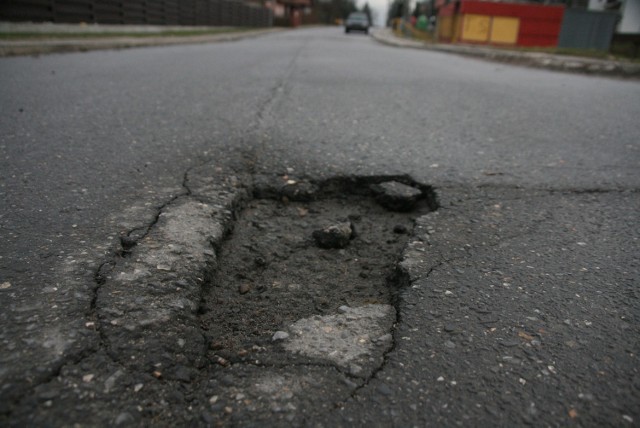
[281,179,318,201]
[272,331,290,341]
[372,181,422,212]
[114,412,135,426]
[312,222,354,249]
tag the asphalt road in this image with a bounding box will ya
[1,27,639,426]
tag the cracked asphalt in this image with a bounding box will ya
[1,27,639,426]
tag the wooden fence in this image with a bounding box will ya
[0,0,273,27]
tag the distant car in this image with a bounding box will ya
[345,12,370,34]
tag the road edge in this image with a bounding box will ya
[0,27,285,57]
[370,28,640,79]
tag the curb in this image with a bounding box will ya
[0,27,284,57]
[371,28,640,79]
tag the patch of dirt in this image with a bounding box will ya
[199,177,436,366]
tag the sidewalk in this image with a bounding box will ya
[0,22,283,57]
[371,27,640,78]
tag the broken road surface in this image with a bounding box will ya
[1,27,639,426]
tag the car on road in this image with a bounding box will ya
[345,12,370,34]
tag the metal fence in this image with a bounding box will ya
[0,0,272,27]
[558,9,618,51]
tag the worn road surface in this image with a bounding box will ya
[1,27,639,426]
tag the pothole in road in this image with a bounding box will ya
[199,175,438,379]
[87,172,439,425]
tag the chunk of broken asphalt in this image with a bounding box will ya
[252,174,318,201]
[312,221,354,249]
[280,180,318,202]
[371,181,422,212]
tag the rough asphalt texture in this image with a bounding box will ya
[1,27,639,426]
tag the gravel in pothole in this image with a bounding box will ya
[199,194,425,362]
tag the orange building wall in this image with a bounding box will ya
[438,1,565,47]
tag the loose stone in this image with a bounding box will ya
[342,378,359,389]
[312,222,354,249]
[349,364,363,376]
[371,181,422,212]
[375,333,393,344]
[114,412,135,426]
[272,331,290,341]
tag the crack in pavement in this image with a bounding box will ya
[0,163,211,421]
[37,168,431,424]
[15,164,635,425]
[320,181,638,426]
